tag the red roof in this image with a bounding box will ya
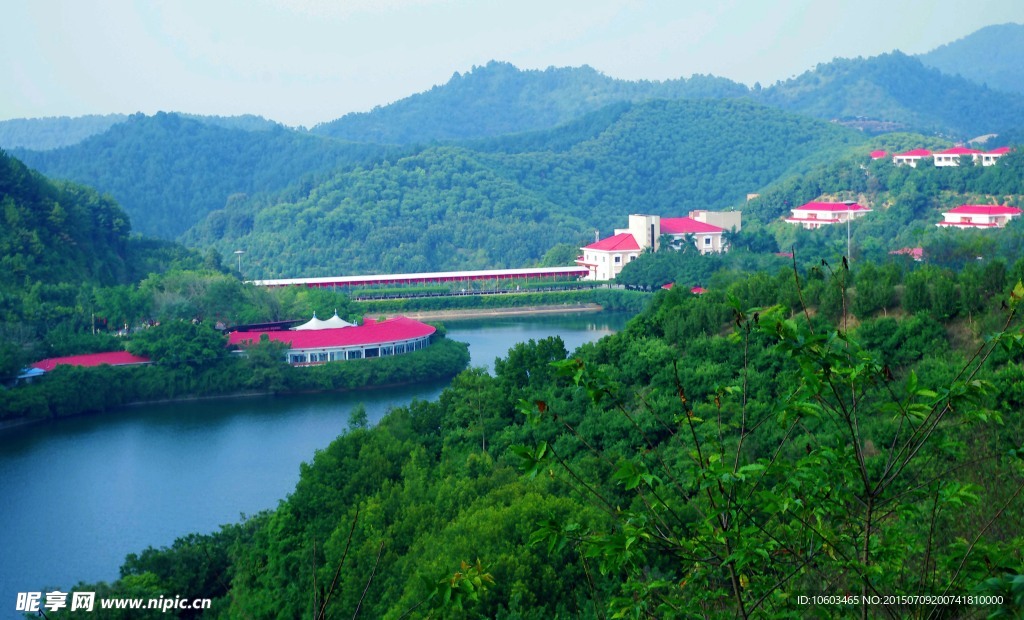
[944,205,1022,215]
[660,283,706,295]
[793,201,871,212]
[583,233,641,252]
[660,217,724,234]
[987,147,1012,155]
[894,149,932,158]
[869,150,887,159]
[31,351,151,372]
[229,316,435,349]
[936,147,982,156]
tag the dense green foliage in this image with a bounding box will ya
[918,23,1024,96]
[14,113,401,238]
[0,150,131,288]
[188,99,863,277]
[310,61,748,144]
[756,52,1024,139]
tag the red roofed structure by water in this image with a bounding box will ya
[936,205,1023,229]
[230,316,436,365]
[785,201,872,229]
[31,351,152,372]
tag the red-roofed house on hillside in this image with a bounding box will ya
[576,232,642,281]
[869,150,887,160]
[933,146,983,167]
[784,201,872,230]
[229,316,436,365]
[936,205,1023,229]
[981,147,1012,166]
[577,212,738,281]
[893,149,932,167]
[30,351,152,373]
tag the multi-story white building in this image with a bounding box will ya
[784,201,872,229]
[936,205,1022,229]
[577,212,737,281]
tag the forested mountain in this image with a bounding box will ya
[13,113,401,238]
[0,149,131,288]
[309,53,1024,148]
[918,22,1024,96]
[0,114,128,150]
[187,99,865,277]
[756,52,1024,138]
[309,61,749,144]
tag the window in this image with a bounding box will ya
[347,350,362,360]
[365,348,379,358]
[614,256,621,264]
[703,237,711,246]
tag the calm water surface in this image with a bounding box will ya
[0,312,629,614]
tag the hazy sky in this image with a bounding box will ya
[4,0,1023,127]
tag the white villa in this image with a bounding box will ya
[933,147,982,167]
[892,149,932,167]
[784,201,872,230]
[893,147,1011,167]
[936,205,1023,229]
[577,212,738,281]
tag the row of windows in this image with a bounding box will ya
[287,338,428,365]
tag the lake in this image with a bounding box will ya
[0,311,630,615]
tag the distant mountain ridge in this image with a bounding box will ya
[13,112,401,239]
[309,60,749,144]
[0,114,128,150]
[756,51,1024,138]
[918,23,1024,96]
[0,113,282,151]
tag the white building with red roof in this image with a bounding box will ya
[577,212,737,281]
[576,232,642,281]
[936,205,1023,229]
[229,316,436,365]
[893,149,931,167]
[933,146,983,167]
[784,201,872,229]
[981,147,1012,166]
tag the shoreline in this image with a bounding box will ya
[372,303,604,322]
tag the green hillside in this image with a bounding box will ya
[0,149,131,288]
[310,61,749,144]
[13,113,401,239]
[187,99,865,277]
[918,22,1024,96]
[757,52,1024,138]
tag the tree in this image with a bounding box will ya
[127,321,227,369]
[513,277,1024,618]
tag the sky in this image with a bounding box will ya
[4,0,1024,128]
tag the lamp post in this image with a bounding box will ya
[234,250,245,277]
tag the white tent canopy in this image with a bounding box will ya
[292,311,354,331]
